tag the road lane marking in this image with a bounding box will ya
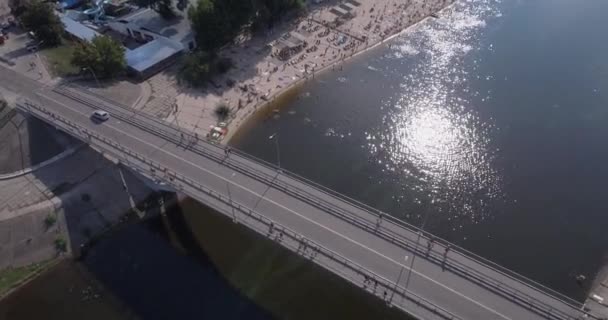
[36,92,513,320]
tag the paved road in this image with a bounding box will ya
[0,66,594,320]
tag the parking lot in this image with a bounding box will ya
[0,12,52,84]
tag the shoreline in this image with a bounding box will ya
[224,0,456,144]
[0,258,62,302]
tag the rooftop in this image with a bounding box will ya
[118,8,194,45]
[125,37,182,73]
[60,16,100,42]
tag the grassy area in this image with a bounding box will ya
[40,43,80,77]
[0,260,55,297]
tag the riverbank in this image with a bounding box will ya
[223,0,455,143]
[0,259,139,320]
[150,0,454,144]
[0,259,60,300]
[585,262,608,318]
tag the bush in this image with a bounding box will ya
[44,214,57,230]
[54,237,67,253]
[214,103,230,121]
[216,57,233,74]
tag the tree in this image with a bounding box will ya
[214,103,231,121]
[135,0,175,19]
[8,0,31,17]
[72,35,126,78]
[252,0,305,30]
[177,51,233,87]
[20,1,64,46]
[188,0,227,51]
[188,0,304,51]
[177,50,213,87]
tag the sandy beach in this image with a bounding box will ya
[145,0,455,144]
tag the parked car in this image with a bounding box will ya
[26,43,38,52]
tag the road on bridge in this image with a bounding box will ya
[0,65,592,320]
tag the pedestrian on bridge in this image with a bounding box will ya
[376,213,383,230]
[427,237,434,252]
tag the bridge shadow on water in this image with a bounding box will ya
[80,197,415,320]
[78,206,276,320]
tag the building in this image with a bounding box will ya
[61,5,196,79]
[60,16,101,42]
[107,8,195,78]
[108,8,195,52]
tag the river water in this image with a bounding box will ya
[3,0,608,318]
[232,0,608,300]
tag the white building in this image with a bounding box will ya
[108,8,195,52]
[61,5,196,79]
[107,8,195,78]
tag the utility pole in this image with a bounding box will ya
[82,67,101,88]
[269,132,281,171]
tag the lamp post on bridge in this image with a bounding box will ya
[390,255,408,304]
[227,173,237,223]
[268,132,281,172]
[82,67,101,88]
[390,205,433,305]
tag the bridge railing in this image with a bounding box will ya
[54,85,581,306]
[20,99,464,320]
[33,90,590,319]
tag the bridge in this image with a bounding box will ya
[0,66,596,320]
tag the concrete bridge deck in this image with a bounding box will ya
[0,66,595,320]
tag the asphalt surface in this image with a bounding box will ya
[0,65,593,320]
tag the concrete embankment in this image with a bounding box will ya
[0,101,76,174]
[585,261,608,318]
[0,145,157,270]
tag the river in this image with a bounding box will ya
[3,0,608,318]
[232,0,608,300]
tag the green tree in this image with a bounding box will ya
[188,0,304,50]
[178,50,213,87]
[9,0,31,17]
[214,103,230,121]
[135,0,175,19]
[72,35,126,78]
[20,1,64,46]
[177,51,234,87]
[188,0,227,50]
